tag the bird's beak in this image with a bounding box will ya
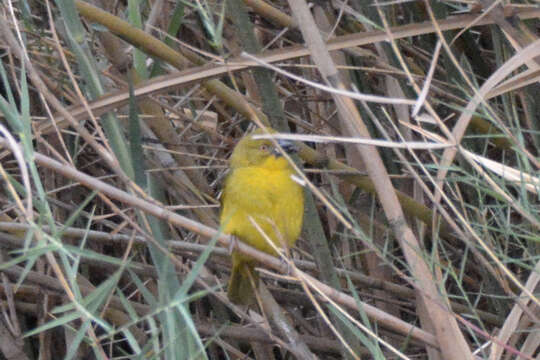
[273,139,298,156]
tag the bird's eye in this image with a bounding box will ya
[259,144,269,152]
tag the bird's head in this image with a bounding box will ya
[229,128,297,169]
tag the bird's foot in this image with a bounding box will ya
[279,256,293,276]
[228,235,239,255]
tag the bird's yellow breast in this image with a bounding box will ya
[220,156,304,256]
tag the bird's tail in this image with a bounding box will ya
[228,252,258,305]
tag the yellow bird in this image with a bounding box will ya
[220,129,304,304]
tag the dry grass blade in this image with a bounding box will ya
[1,1,539,358]
[462,150,540,194]
[489,261,540,360]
